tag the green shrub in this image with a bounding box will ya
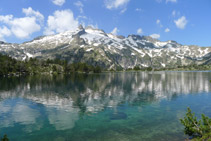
[180,108,211,140]
[1,134,9,141]
[93,66,102,73]
[133,66,140,71]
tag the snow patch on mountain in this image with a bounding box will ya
[0,26,210,69]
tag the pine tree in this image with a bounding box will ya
[180,108,211,140]
[1,134,9,141]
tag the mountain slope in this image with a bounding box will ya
[0,26,210,70]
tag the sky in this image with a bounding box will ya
[0,0,210,46]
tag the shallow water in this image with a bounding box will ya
[0,71,211,141]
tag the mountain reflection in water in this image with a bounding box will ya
[0,71,210,134]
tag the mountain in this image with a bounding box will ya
[0,25,210,70]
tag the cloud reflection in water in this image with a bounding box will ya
[0,71,210,131]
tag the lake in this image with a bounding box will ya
[0,71,211,141]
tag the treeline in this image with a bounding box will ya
[126,66,153,71]
[126,64,211,72]
[157,64,211,71]
[0,54,210,76]
[0,54,102,76]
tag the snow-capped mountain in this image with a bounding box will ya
[0,25,210,69]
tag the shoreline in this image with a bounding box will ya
[1,69,211,78]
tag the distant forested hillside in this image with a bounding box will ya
[0,54,102,76]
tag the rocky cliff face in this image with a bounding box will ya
[0,26,210,70]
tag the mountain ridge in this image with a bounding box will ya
[0,26,210,70]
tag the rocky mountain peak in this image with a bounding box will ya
[0,41,5,44]
[127,35,142,41]
[78,24,84,30]
[0,26,210,70]
[85,26,108,37]
[141,36,159,43]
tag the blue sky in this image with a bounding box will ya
[0,0,210,46]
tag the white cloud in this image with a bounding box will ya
[156,0,162,3]
[120,8,127,14]
[77,16,87,19]
[150,34,160,39]
[156,19,160,24]
[10,17,41,39]
[137,28,143,34]
[105,0,130,9]
[0,15,13,23]
[74,1,84,13]
[172,10,180,17]
[165,28,170,32]
[156,0,177,3]
[0,26,11,41]
[87,24,98,29]
[52,0,65,6]
[172,10,176,16]
[44,9,79,35]
[174,16,188,29]
[22,7,44,23]
[156,19,163,27]
[0,7,43,39]
[135,8,142,12]
[166,0,177,3]
[111,27,119,35]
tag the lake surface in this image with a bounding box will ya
[0,71,211,141]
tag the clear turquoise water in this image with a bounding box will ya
[0,71,211,141]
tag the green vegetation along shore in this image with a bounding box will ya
[0,54,102,76]
[0,54,210,76]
